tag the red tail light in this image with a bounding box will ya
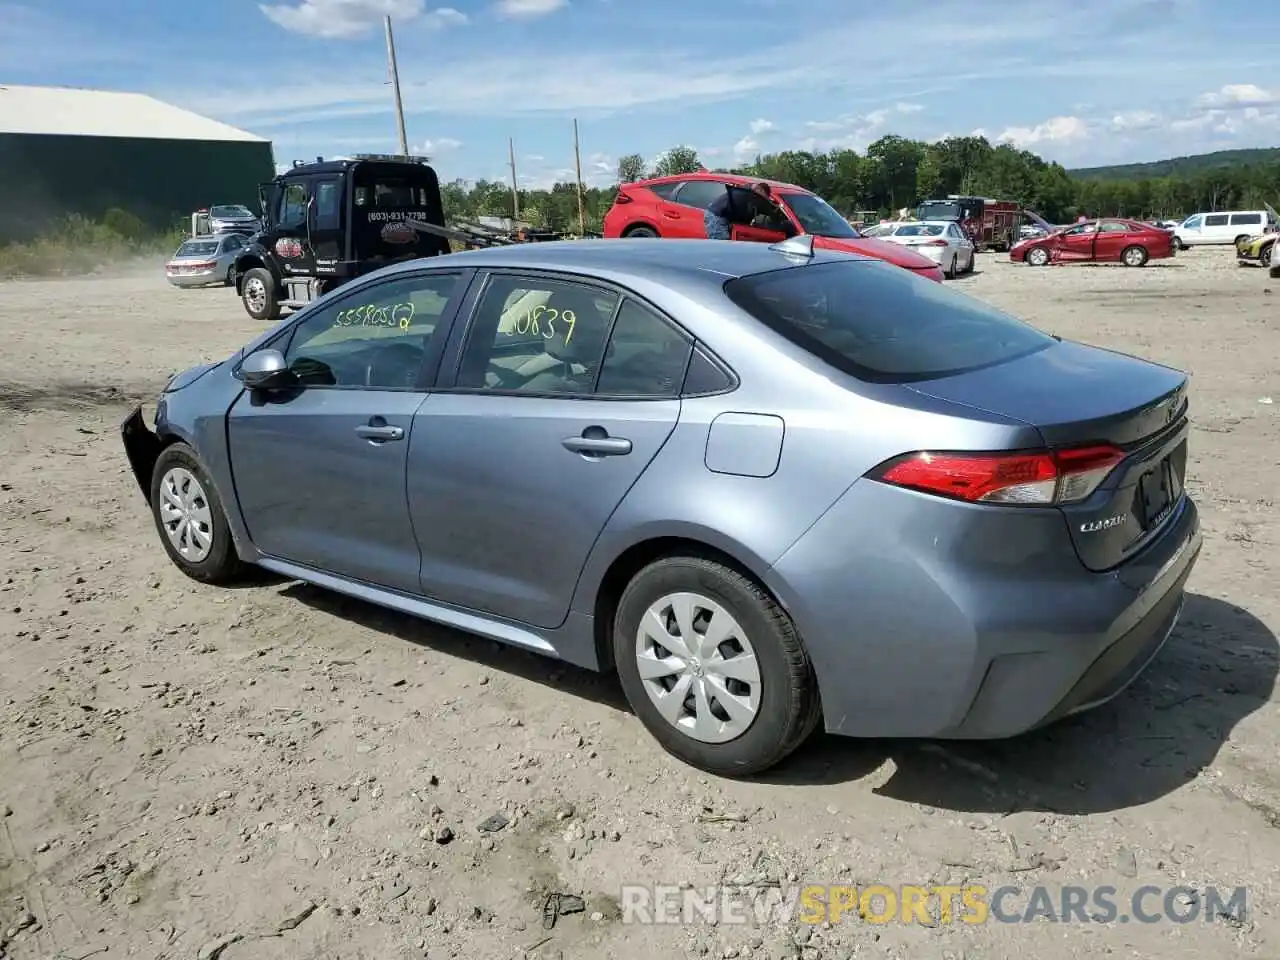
[613,190,633,205]
[872,444,1126,505]
[922,239,948,247]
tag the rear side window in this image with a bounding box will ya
[647,182,681,200]
[1204,214,1229,227]
[673,180,727,211]
[723,260,1054,384]
[1231,213,1262,225]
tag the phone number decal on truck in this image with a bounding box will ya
[365,211,430,222]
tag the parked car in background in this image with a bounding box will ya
[874,220,975,277]
[1010,219,1175,267]
[1173,209,1276,248]
[165,234,246,287]
[207,204,261,235]
[121,238,1199,776]
[1236,230,1279,267]
[603,173,944,282]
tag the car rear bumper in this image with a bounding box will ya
[764,478,1202,739]
[167,271,219,286]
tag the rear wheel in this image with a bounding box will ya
[1121,245,1149,267]
[624,225,659,238]
[241,267,281,321]
[224,264,236,287]
[945,254,958,278]
[1263,242,1275,267]
[612,555,820,777]
[1026,246,1050,266]
[149,444,245,585]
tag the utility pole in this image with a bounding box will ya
[572,119,586,236]
[508,137,520,224]
[384,15,409,156]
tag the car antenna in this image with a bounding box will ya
[769,234,815,259]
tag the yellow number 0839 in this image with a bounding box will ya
[511,304,576,344]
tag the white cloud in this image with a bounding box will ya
[733,135,760,163]
[258,0,466,40]
[748,118,774,134]
[996,115,1090,146]
[414,136,463,153]
[493,0,568,18]
[1195,83,1280,108]
[1110,110,1159,131]
[894,102,924,114]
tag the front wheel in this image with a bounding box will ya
[612,555,821,777]
[1121,245,1149,267]
[149,444,245,585]
[241,267,281,321]
[1172,237,1186,251]
[1026,246,1050,266]
[1262,243,1274,267]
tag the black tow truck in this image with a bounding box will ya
[232,154,574,321]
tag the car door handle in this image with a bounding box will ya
[356,423,404,442]
[562,435,632,456]
[662,210,681,219]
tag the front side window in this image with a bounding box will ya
[780,193,859,238]
[284,273,461,389]
[724,259,1054,384]
[314,180,341,230]
[278,183,308,226]
[1183,215,1203,228]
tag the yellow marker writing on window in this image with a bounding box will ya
[508,305,576,344]
[334,301,416,331]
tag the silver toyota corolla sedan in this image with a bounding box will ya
[121,237,1201,776]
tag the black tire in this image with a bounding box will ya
[612,555,820,777]
[945,255,957,279]
[1234,234,1251,246]
[224,264,236,287]
[1121,245,1149,267]
[1263,242,1275,267]
[149,443,245,585]
[623,225,659,238]
[963,250,976,274]
[1173,237,1185,251]
[241,267,281,321]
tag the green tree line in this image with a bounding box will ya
[441,135,1280,232]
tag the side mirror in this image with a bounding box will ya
[237,349,296,391]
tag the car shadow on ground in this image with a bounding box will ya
[281,586,1274,816]
[280,583,633,711]
[770,593,1277,815]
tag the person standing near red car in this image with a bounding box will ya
[704,181,781,240]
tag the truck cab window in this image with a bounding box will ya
[279,183,309,226]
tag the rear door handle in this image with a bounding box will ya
[562,436,632,456]
[356,422,404,442]
[662,210,680,219]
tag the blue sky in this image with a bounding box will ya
[5,0,1280,188]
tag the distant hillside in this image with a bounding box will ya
[1070,147,1280,181]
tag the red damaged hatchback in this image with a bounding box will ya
[603,173,945,282]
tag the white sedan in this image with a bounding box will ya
[876,220,975,278]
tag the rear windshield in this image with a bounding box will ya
[723,259,1053,383]
[209,205,253,218]
[894,224,944,236]
[176,241,218,257]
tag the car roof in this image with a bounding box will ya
[373,238,873,291]
[634,171,812,194]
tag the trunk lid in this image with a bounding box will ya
[907,339,1190,571]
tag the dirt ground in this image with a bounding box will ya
[1,248,1278,960]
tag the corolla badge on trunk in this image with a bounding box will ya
[1080,514,1127,533]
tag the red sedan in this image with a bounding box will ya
[1010,218,1175,267]
[603,173,945,282]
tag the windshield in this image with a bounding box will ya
[779,193,860,238]
[916,201,962,220]
[176,241,219,257]
[894,224,945,237]
[723,259,1052,383]
[209,205,254,219]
